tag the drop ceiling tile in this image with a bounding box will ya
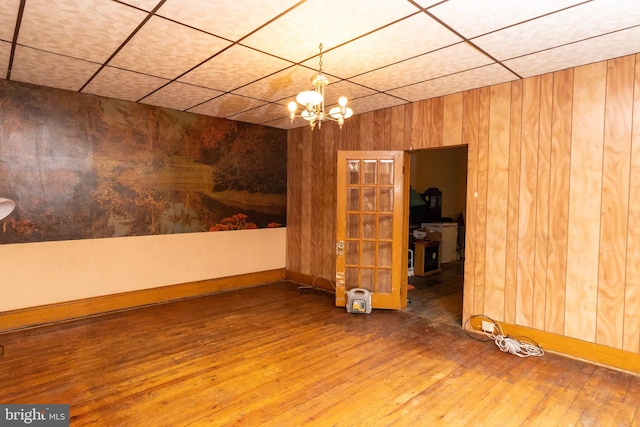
[474,0,640,61]
[117,0,162,11]
[231,65,323,103]
[0,42,10,77]
[187,94,266,118]
[262,116,307,130]
[412,1,448,8]
[82,67,169,102]
[429,0,585,39]
[228,102,289,125]
[110,16,230,80]
[10,46,101,92]
[387,63,519,101]
[350,42,494,92]
[503,26,640,78]
[242,0,420,63]
[0,0,20,42]
[140,82,223,111]
[321,80,377,104]
[18,0,148,63]
[347,93,408,115]
[157,0,300,41]
[302,13,462,79]
[178,45,293,92]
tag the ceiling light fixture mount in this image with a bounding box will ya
[287,43,353,130]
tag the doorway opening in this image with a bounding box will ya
[405,145,468,326]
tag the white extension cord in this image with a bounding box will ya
[465,315,544,358]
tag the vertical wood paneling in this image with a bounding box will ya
[410,101,424,151]
[565,62,607,342]
[309,131,325,275]
[473,87,490,316]
[443,93,464,147]
[516,76,541,327]
[533,73,553,330]
[545,68,573,335]
[624,54,640,353]
[300,128,313,275]
[504,80,522,324]
[287,53,640,357]
[462,90,480,322]
[483,83,511,320]
[390,105,405,151]
[286,129,303,273]
[597,55,634,348]
[430,97,444,148]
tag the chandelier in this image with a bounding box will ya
[287,43,353,130]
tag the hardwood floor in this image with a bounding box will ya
[407,260,464,326]
[0,281,638,426]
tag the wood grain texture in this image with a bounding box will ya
[597,55,634,348]
[505,80,522,325]
[545,68,573,335]
[430,96,444,148]
[1,282,637,425]
[516,75,541,327]
[533,73,553,330]
[443,92,463,146]
[483,83,511,320]
[462,89,480,323]
[473,87,490,316]
[623,54,640,353]
[565,61,607,343]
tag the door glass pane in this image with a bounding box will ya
[347,160,360,184]
[347,188,360,211]
[362,188,376,212]
[361,268,375,291]
[346,241,359,265]
[361,241,376,266]
[378,159,394,185]
[377,269,392,293]
[379,188,393,212]
[347,214,360,238]
[378,215,393,239]
[378,241,392,267]
[363,160,377,184]
[362,215,376,239]
[345,267,359,290]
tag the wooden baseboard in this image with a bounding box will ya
[466,316,639,375]
[0,269,286,333]
[285,270,336,292]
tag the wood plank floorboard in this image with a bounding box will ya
[0,280,638,426]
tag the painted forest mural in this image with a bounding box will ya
[0,79,286,244]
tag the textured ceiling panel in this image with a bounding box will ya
[140,81,224,111]
[82,66,168,102]
[156,0,300,42]
[1,0,638,129]
[17,0,148,63]
[503,26,640,78]
[110,16,231,80]
[0,0,20,42]
[349,42,494,91]
[429,0,585,39]
[241,0,421,63]
[10,46,101,92]
[178,45,293,92]
[474,0,640,61]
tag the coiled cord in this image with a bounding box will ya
[464,315,544,358]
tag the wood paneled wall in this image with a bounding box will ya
[286,53,640,354]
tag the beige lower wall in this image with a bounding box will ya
[0,227,286,311]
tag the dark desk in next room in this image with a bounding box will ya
[413,240,441,276]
